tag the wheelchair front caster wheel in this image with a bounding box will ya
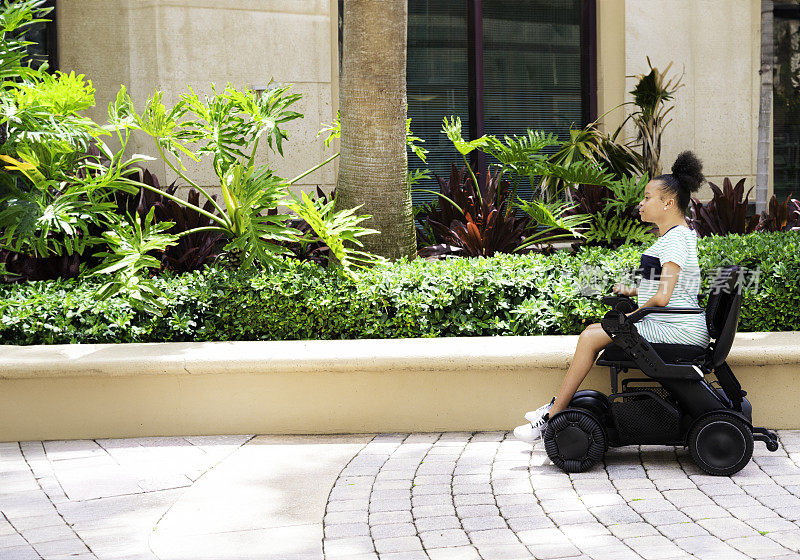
[689,413,753,476]
[766,440,779,452]
[543,408,606,473]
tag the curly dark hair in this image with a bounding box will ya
[653,151,705,212]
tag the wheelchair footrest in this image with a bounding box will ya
[752,426,780,452]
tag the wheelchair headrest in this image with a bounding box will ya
[705,265,743,339]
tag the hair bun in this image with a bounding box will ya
[671,151,704,193]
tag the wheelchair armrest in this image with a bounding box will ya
[627,306,704,324]
[601,295,637,314]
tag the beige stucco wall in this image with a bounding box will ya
[596,0,767,201]
[58,1,766,204]
[57,0,338,200]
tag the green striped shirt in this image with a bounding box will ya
[636,225,710,347]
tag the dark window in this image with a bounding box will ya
[20,0,58,72]
[774,0,800,202]
[338,0,596,208]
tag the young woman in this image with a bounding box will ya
[514,151,710,443]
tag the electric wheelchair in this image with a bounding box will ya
[543,265,779,476]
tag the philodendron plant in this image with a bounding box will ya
[109,83,384,274]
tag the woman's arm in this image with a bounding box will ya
[626,262,681,316]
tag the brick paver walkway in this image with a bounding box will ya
[3,432,800,559]
[323,432,800,560]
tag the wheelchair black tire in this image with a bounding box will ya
[688,413,753,476]
[544,408,606,473]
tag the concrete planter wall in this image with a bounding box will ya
[0,333,798,442]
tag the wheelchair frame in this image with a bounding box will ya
[542,265,779,476]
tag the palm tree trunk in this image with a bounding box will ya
[756,0,773,215]
[336,0,416,261]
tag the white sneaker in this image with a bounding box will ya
[524,397,556,424]
[513,422,538,443]
[528,411,550,441]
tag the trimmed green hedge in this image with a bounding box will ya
[1,231,798,345]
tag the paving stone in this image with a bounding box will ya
[657,521,710,539]
[413,515,461,532]
[419,528,470,549]
[380,551,429,560]
[467,527,519,545]
[619,488,664,501]
[673,535,749,559]
[559,522,610,540]
[744,517,799,533]
[369,498,412,512]
[607,522,659,539]
[640,509,691,525]
[696,517,758,540]
[613,478,657,490]
[453,493,494,506]
[496,494,540,507]
[505,515,555,532]
[728,534,795,558]
[426,546,481,560]
[0,546,41,560]
[411,483,450,496]
[412,504,455,518]
[524,542,581,559]
[579,493,625,508]
[547,509,597,526]
[30,539,91,557]
[590,504,643,525]
[711,493,761,508]
[412,494,452,508]
[539,498,585,513]
[653,478,697,491]
[453,474,490,485]
[461,516,506,532]
[475,543,533,559]
[328,499,368,512]
[500,503,546,518]
[377,469,416,481]
[768,530,800,553]
[371,522,417,539]
[370,510,413,525]
[372,488,411,501]
[624,535,685,560]
[663,488,716,507]
[374,535,423,554]
[761,495,800,510]
[680,504,731,521]
[373,479,412,490]
[727,504,781,520]
[324,522,371,539]
[629,498,676,513]
[698,482,746,496]
[452,483,493,495]
[326,510,369,525]
[413,474,451,485]
[456,504,499,518]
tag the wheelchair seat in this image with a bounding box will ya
[597,342,706,367]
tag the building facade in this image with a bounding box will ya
[50,1,794,204]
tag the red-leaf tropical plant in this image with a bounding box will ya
[687,178,760,237]
[116,169,224,272]
[417,164,531,258]
[416,163,591,258]
[756,193,800,232]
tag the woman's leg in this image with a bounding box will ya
[548,323,612,416]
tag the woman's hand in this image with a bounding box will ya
[612,283,636,297]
